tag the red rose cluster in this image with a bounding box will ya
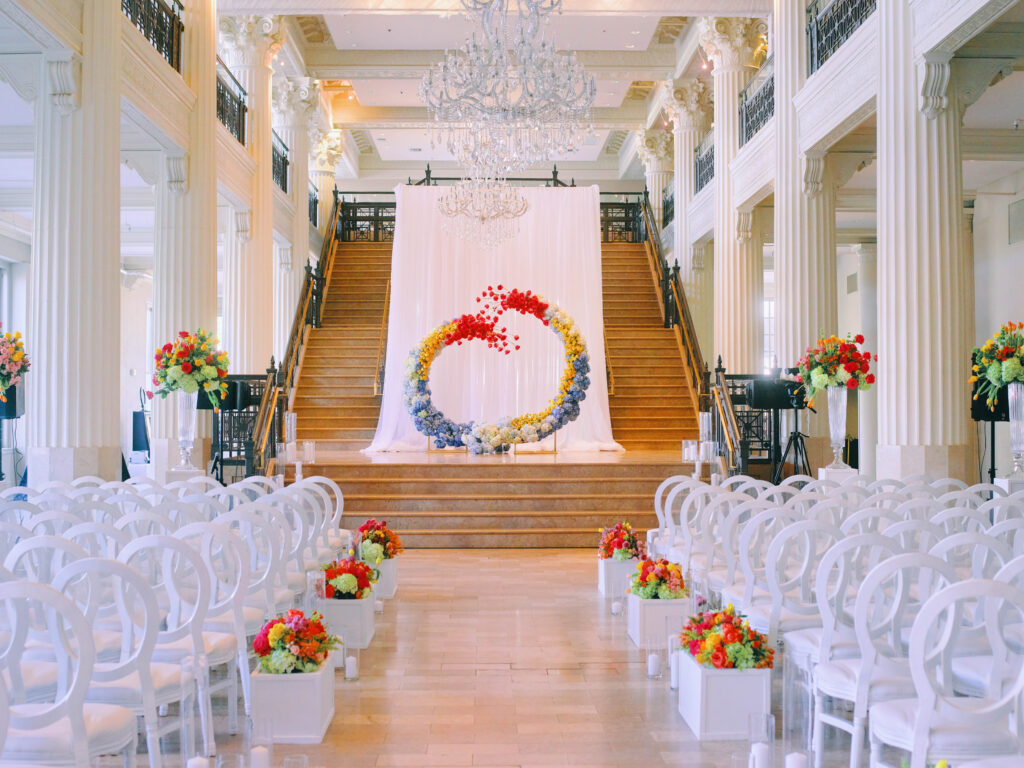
[444,286,550,356]
[322,558,375,599]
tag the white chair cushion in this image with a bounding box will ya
[960,758,1024,768]
[206,604,265,633]
[814,658,914,701]
[152,631,237,665]
[870,697,1019,758]
[783,627,858,667]
[743,604,820,637]
[244,586,294,612]
[2,702,136,762]
[2,661,58,703]
[86,662,184,709]
[951,655,993,699]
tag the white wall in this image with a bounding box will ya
[973,170,1024,479]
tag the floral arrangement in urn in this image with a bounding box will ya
[598,522,647,561]
[971,321,1024,409]
[630,558,687,599]
[322,558,376,600]
[680,604,774,670]
[0,326,29,401]
[252,609,339,673]
[795,332,876,407]
[358,519,404,562]
[149,329,230,409]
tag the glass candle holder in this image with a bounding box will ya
[303,440,316,464]
[748,712,776,768]
[285,411,297,444]
[644,636,664,680]
[305,569,325,615]
[343,639,360,682]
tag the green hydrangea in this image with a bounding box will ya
[360,541,384,565]
[329,573,358,595]
[1003,357,1024,384]
[657,584,684,600]
[727,643,756,670]
[611,547,634,562]
[632,582,658,599]
[810,369,830,392]
[200,365,217,380]
[259,648,297,674]
[988,361,1004,386]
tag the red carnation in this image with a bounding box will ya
[252,632,271,656]
[846,377,857,389]
[181,361,193,374]
[178,331,190,338]
[855,334,865,344]
[865,374,875,384]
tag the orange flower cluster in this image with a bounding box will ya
[358,518,404,559]
[680,605,774,670]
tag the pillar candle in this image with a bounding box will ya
[250,747,270,768]
[345,654,358,678]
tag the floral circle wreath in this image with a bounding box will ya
[404,286,591,454]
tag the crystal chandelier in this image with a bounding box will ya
[439,178,529,248]
[419,0,596,178]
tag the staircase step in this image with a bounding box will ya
[343,493,652,513]
[340,511,660,532]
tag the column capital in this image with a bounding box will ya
[277,244,292,271]
[218,15,282,68]
[273,75,319,129]
[312,129,344,170]
[736,209,753,243]
[46,53,79,115]
[166,154,188,196]
[698,17,767,72]
[637,128,673,175]
[663,78,711,132]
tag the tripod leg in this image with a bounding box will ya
[775,432,800,484]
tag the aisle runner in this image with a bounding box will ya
[365,184,621,452]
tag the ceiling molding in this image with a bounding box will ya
[330,103,648,130]
[218,0,769,15]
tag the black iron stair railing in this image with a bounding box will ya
[694,130,714,194]
[272,130,290,194]
[122,0,184,72]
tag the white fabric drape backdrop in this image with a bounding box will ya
[365,184,621,453]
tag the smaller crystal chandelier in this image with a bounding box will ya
[439,179,529,248]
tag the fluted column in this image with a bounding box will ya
[875,0,978,481]
[700,17,766,374]
[637,129,673,232]
[273,244,293,361]
[733,208,764,371]
[664,79,712,356]
[150,0,220,478]
[219,16,281,373]
[223,209,252,368]
[772,1,837,465]
[27,6,122,482]
[855,243,878,477]
[312,130,343,236]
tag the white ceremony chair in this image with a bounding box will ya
[63,522,130,558]
[840,508,902,537]
[0,580,138,768]
[54,557,194,768]
[113,510,178,538]
[301,475,346,547]
[882,519,946,554]
[929,506,991,536]
[812,553,958,768]
[0,501,43,527]
[868,579,1024,768]
[723,507,798,612]
[212,507,288,616]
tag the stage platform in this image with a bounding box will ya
[288,449,691,548]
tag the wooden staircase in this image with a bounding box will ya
[603,243,700,450]
[288,238,700,547]
[293,242,390,450]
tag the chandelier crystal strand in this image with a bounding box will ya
[439,179,529,248]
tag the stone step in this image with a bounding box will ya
[294,460,685,481]
[322,475,672,496]
[387,528,615,548]
[343,493,652,513]
[338,510,660,533]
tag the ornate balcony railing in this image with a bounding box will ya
[739,56,775,147]
[309,182,319,228]
[122,0,184,72]
[216,58,247,145]
[661,180,674,229]
[694,130,715,194]
[272,131,289,193]
[807,0,877,75]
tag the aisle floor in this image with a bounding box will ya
[220,549,852,767]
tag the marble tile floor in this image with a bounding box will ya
[200,549,857,768]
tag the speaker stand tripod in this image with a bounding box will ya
[772,408,812,484]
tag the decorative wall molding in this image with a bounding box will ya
[792,13,878,155]
[219,15,283,68]
[0,54,40,103]
[911,0,1017,59]
[803,152,825,198]
[920,52,953,119]
[729,116,775,211]
[0,0,81,54]
[235,210,251,242]
[736,210,753,243]
[46,53,78,114]
[687,179,715,245]
[663,77,711,132]
[166,154,188,196]
[216,124,256,210]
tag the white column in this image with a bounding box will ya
[772,1,837,466]
[664,79,713,359]
[735,207,764,371]
[27,7,122,482]
[637,129,673,233]
[700,17,766,374]
[875,0,972,480]
[150,0,220,479]
[311,130,343,236]
[219,16,281,373]
[855,243,878,477]
[223,208,253,366]
[273,244,293,361]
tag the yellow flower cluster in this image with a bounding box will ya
[509,318,586,430]
[416,321,457,379]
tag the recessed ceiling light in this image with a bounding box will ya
[631,30,641,35]
[625,44,635,49]
[410,147,422,152]
[378,137,387,141]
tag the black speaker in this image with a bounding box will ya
[0,385,25,420]
[198,380,253,412]
[746,379,807,410]
[971,379,1008,422]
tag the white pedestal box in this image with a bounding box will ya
[165,467,205,483]
[818,467,859,485]
[627,593,692,648]
[376,559,397,599]
[250,662,335,744]
[317,595,375,653]
[676,651,771,740]
[598,558,637,596]
[995,477,1024,495]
